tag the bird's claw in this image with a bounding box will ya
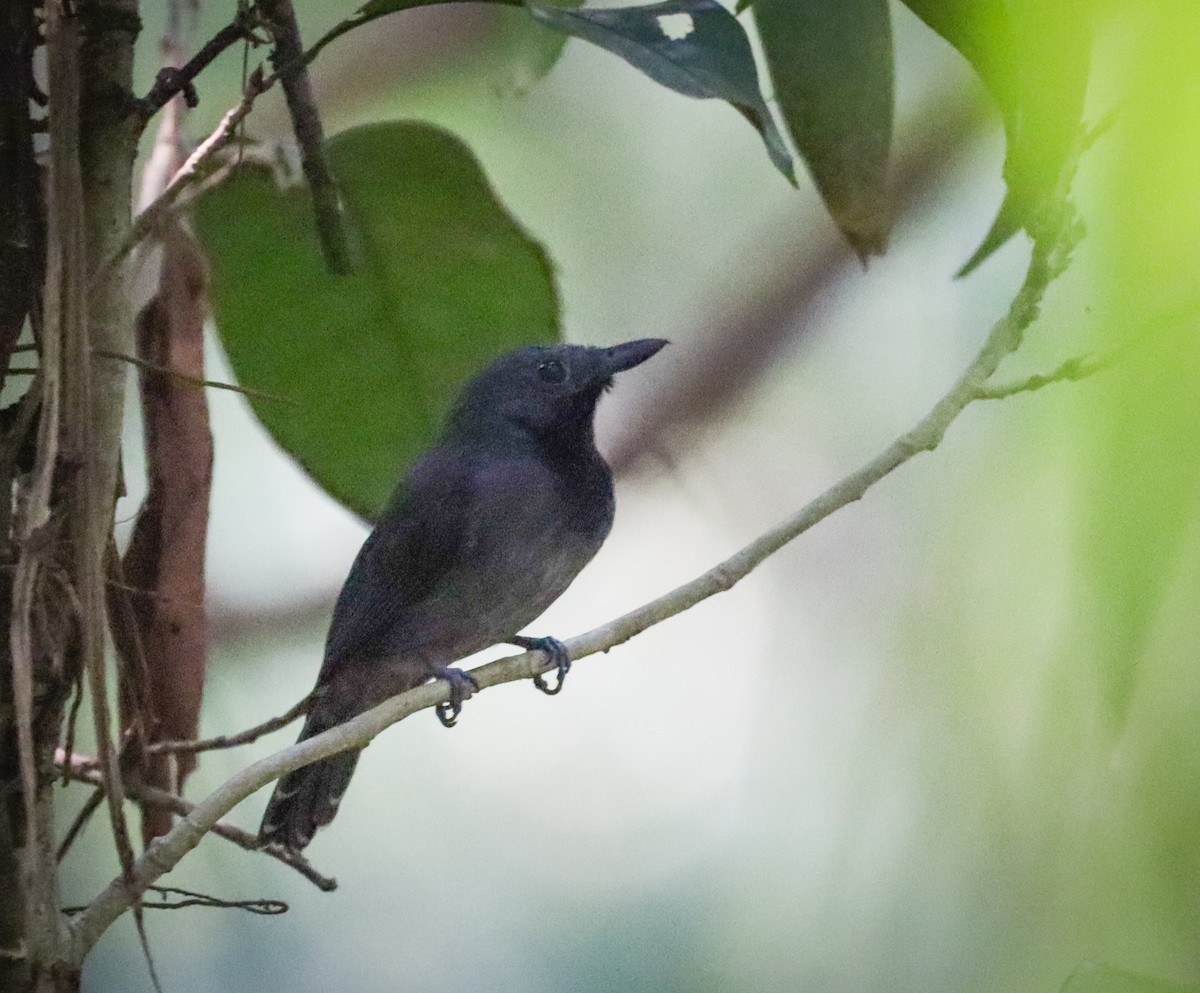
[511,636,571,696]
[434,667,479,728]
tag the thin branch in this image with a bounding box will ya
[91,67,270,288]
[262,0,353,274]
[64,886,287,915]
[56,787,105,862]
[55,755,336,893]
[132,886,287,914]
[11,0,75,963]
[92,348,296,405]
[146,694,313,756]
[972,352,1110,400]
[140,19,257,118]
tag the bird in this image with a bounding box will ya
[259,337,668,851]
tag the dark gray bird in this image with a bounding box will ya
[260,338,667,851]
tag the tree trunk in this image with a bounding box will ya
[0,1,141,989]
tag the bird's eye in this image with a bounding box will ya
[537,359,568,384]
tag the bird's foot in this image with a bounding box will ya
[434,667,480,728]
[510,636,571,696]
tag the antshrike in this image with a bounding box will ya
[260,338,667,851]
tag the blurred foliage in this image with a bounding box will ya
[1062,962,1200,993]
[1070,1,1200,733]
[194,121,558,519]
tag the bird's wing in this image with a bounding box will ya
[318,449,475,677]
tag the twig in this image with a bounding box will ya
[262,0,353,275]
[92,348,296,405]
[140,19,257,117]
[972,352,1109,400]
[91,67,270,289]
[139,886,287,914]
[146,695,314,756]
[55,755,337,893]
[65,886,287,916]
[56,787,105,862]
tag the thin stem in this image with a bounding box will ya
[262,0,352,274]
[973,353,1109,400]
[92,348,296,405]
[140,19,257,118]
[91,68,270,289]
[56,756,336,892]
[146,694,313,756]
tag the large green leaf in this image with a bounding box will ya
[526,0,795,184]
[751,0,893,260]
[900,0,1090,274]
[194,121,559,520]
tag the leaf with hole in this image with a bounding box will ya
[526,0,795,184]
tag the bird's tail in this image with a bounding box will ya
[259,691,361,852]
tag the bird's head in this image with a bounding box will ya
[445,338,668,446]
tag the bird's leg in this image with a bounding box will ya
[433,667,480,728]
[510,636,571,696]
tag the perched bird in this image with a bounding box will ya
[260,338,667,851]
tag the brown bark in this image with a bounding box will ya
[120,227,213,843]
[2,0,142,990]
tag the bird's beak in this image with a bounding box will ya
[600,338,669,375]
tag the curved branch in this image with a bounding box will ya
[67,125,1093,962]
[56,755,335,892]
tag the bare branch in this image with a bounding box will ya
[146,694,313,756]
[262,0,352,274]
[56,788,105,863]
[92,348,296,404]
[140,19,257,118]
[92,68,270,287]
[56,755,336,893]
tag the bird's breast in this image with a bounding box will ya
[402,455,613,664]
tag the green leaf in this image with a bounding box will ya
[1060,961,1200,993]
[751,0,894,260]
[900,0,1019,110]
[194,121,560,520]
[903,0,1091,275]
[525,0,795,184]
[490,0,584,97]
